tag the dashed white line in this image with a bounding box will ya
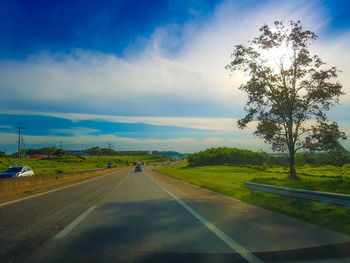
[144,171,264,263]
[54,205,97,240]
[118,181,122,185]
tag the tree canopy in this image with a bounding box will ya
[226,20,346,179]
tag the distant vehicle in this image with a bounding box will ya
[141,162,145,165]
[114,165,118,167]
[0,166,34,178]
[135,164,142,172]
[107,163,113,168]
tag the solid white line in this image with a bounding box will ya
[0,170,122,208]
[144,171,264,263]
[54,205,97,240]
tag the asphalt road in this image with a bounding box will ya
[0,167,350,263]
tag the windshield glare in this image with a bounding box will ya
[5,167,23,173]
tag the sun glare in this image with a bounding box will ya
[259,43,294,73]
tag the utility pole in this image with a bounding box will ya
[107,142,113,149]
[58,141,64,157]
[16,126,25,159]
[81,144,84,153]
[21,137,25,158]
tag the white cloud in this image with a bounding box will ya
[51,127,101,135]
[314,32,350,104]
[1,0,348,117]
[0,0,349,152]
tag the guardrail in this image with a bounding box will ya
[244,182,350,207]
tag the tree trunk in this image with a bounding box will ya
[289,149,297,180]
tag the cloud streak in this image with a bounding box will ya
[0,110,258,132]
[0,132,266,153]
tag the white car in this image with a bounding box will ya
[0,166,34,178]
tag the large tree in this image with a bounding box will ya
[226,20,346,179]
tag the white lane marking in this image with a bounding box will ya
[145,171,264,263]
[54,205,97,240]
[0,170,124,208]
[118,182,122,185]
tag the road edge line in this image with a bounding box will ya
[144,171,264,263]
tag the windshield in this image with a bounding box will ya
[5,167,23,173]
[0,2,350,263]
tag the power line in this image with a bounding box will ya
[107,142,113,149]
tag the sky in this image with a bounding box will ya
[0,0,350,153]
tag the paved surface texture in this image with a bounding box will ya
[0,166,349,263]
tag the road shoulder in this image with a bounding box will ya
[147,167,350,261]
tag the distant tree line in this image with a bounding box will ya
[187,147,350,167]
[6,147,152,158]
[84,148,186,157]
[10,147,64,158]
[187,148,268,166]
[2,145,189,158]
[85,147,150,156]
[293,151,350,167]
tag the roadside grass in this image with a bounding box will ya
[0,155,169,176]
[154,162,350,235]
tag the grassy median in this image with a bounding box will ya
[0,155,170,176]
[154,162,350,235]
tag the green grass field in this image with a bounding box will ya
[0,155,169,176]
[154,162,350,235]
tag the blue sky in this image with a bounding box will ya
[1,0,350,153]
[0,0,219,59]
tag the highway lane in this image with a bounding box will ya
[0,169,126,262]
[1,167,350,262]
[26,168,250,263]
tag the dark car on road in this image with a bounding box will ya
[134,164,142,172]
[0,166,34,178]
